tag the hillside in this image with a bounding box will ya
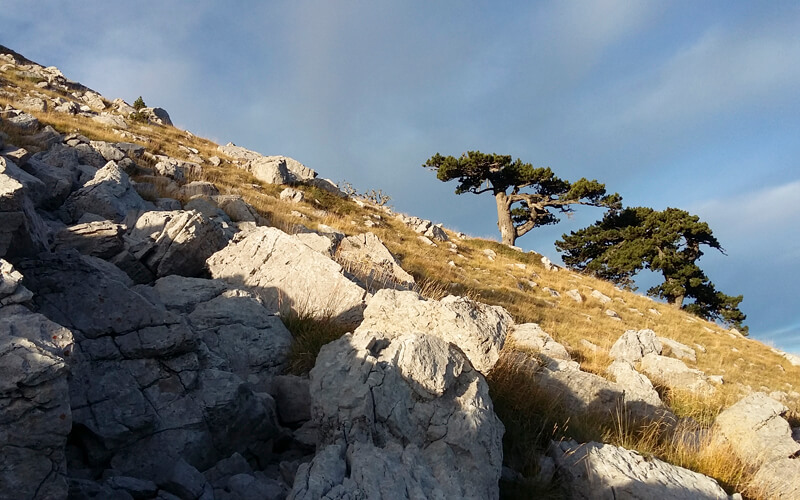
[1,46,798,499]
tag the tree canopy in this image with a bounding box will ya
[556,207,747,332]
[424,151,622,246]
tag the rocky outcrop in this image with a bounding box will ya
[355,288,513,373]
[714,393,800,498]
[17,251,286,487]
[549,440,732,499]
[218,143,317,185]
[0,305,74,500]
[290,329,504,499]
[207,226,368,323]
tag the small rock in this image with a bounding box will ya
[280,187,304,203]
[540,256,559,271]
[590,290,612,304]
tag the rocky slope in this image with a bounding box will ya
[1,46,798,499]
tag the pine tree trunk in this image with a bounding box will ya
[495,192,516,246]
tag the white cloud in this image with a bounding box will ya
[694,179,800,243]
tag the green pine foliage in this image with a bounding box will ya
[423,151,621,246]
[556,207,747,332]
[133,96,146,110]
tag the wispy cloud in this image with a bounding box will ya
[619,15,800,127]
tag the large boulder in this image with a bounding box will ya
[61,160,151,223]
[207,226,368,323]
[355,288,513,373]
[714,392,800,498]
[336,232,415,290]
[290,329,504,499]
[548,440,732,499]
[126,209,234,278]
[0,304,74,500]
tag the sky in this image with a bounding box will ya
[2,1,798,354]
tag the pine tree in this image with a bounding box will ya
[556,207,747,332]
[423,151,621,246]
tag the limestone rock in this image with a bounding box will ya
[307,177,346,197]
[213,195,266,225]
[0,305,74,500]
[541,256,559,271]
[268,374,312,426]
[424,224,449,242]
[715,392,800,498]
[336,232,415,289]
[92,112,129,129]
[356,288,513,373]
[127,210,233,278]
[0,259,33,306]
[151,275,293,386]
[18,252,283,481]
[548,440,731,499]
[293,225,343,257]
[153,155,202,182]
[566,289,583,302]
[3,109,39,132]
[591,289,612,304]
[177,180,219,198]
[509,323,571,364]
[0,158,50,258]
[20,156,77,209]
[54,220,125,259]
[639,353,714,394]
[62,161,150,223]
[658,336,697,363]
[610,329,662,363]
[207,226,367,323]
[280,187,305,203]
[607,360,666,410]
[290,329,504,499]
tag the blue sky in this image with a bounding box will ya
[2,1,798,354]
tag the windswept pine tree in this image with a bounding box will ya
[424,151,621,246]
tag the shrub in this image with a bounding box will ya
[133,96,146,110]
